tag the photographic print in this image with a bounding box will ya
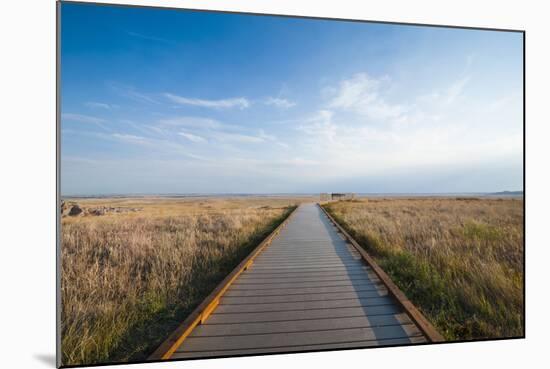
[58,1,524,367]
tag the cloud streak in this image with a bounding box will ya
[329,73,408,122]
[111,133,148,144]
[264,97,296,108]
[164,93,250,109]
[62,113,106,125]
[108,82,159,104]
[85,101,117,110]
[179,132,206,143]
[157,116,278,145]
[126,31,177,45]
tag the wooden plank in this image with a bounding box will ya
[254,253,349,258]
[251,264,364,271]
[171,336,425,358]
[220,289,387,304]
[255,254,359,261]
[241,266,371,276]
[251,263,363,269]
[229,279,378,290]
[248,260,360,267]
[190,313,417,337]
[177,324,419,352]
[259,251,348,256]
[215,296,396,314]
[238,270,372,280]
[263,244,347,249]
[270,240,343,243]
[258,253,347,258]
[246,264,367,271]
[264,242,344,246]
[252,258,362,264]
[234,275,375,284]
[241,269,371,277]
[205,305,403,324]
[225,284,385,297]
[254,254,352,260]
[265,241,345,244]
[265,246,346,249]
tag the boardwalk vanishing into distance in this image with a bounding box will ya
[153,203,442,360]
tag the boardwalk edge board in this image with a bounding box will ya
[148,206,299,360]
[318,203,445,343]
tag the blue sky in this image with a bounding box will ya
[60,3,523,195]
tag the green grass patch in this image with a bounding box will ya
[322,201,523,341]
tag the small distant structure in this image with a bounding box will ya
[319,193,356,201]
[330,193,356,201]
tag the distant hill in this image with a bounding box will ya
[487,191,523,196]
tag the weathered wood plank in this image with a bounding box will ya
[220,289,387,304]
[224,284,386,297]
[250,262,365,269]
[177,325,420,352]
[229,280,378,291]
[255,255,359,262]
[190,313,417,337]
[242,265,370,274]
[238,270,372,280]
[234,275,376,285]
[216,296,395,314]
[205,305,403,324]
[250,264,365,271]
[171,336,425,358]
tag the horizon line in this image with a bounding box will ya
[61,190,524,198]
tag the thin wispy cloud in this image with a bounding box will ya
[417,76,470,107]
[209,131,265,144]
[179,132,206,143]
[62,113,106,124]
[157,116,223,130]
[85,101,117,109]
[166,119,267,144]
[297,110,337,143]
[61,156,100,165]
[96,131,208,161]
[126,31,177,45]
[329,73,408,122]
[164,93,250,109]
[108,82,159,104]
[264,97,296,108]
[154,116,286,147]
[111,133,148,144]
[486,95,517,113]
[444,77,470,105]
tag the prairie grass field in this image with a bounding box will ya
[60,196,305,366]
[323,197,524,341]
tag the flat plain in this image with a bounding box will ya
[60,196,307,366]
[323,197,524,341]
[60,195,524,365]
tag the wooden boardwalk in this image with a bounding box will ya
[169,204,428,359]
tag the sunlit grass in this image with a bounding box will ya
[323,197,523,341]
[61,197,302,365]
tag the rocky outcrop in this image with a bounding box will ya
[68,204,84,216]
[61,202,142,217]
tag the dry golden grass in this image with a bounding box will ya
[61,197,306,366]
[323,197,523,341]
